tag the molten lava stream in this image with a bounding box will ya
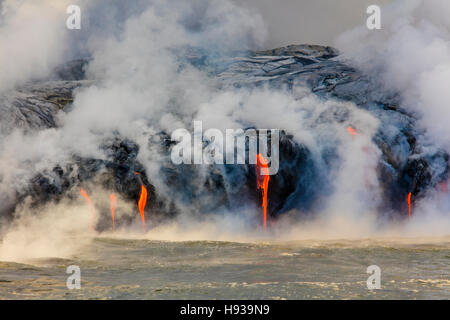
[256,154,270,230]
[407,192,412,218]
[138,185,148,232]
[80,189,96,231]
[110,194,117,232]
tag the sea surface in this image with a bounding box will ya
[0,237,449,299]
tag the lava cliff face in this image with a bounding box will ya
[1,45,447,227]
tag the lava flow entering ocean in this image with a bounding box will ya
[256,154,270,230]
[80,186,147,232]
[80,189,96,231]
[138,185,148,232]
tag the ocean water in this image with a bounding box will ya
[0,237,449,299]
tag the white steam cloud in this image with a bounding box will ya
[336,0,450,151]
[0,0,72,92]
[0,0,449,262]
[336,0,450,229]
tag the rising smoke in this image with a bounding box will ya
[336,0,450,233]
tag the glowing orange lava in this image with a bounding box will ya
[407,192,412,217]
[347,126,358,136]
[138,185,148,232]
[80,189,96,231]
[256,154,270,230]
[110,193,117,232]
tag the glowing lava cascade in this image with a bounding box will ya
[80,189,96,231]
[110,194,117,232]
[134,172,148,232]
[407,192,412,218]
[256,154,270,230]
